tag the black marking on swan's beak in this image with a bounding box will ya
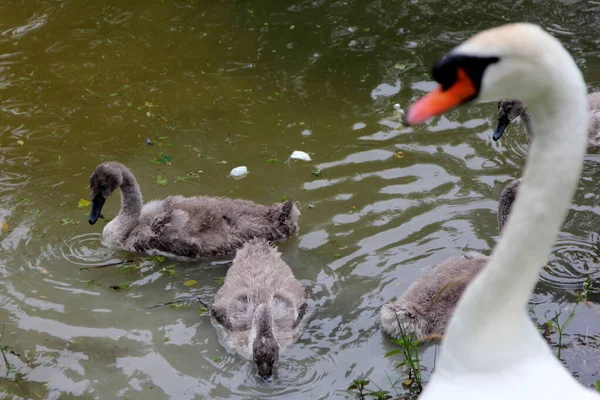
[88,194,106,225]
[493,114,511,141]
[405,54,500,125]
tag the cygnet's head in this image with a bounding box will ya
[253,334,279,380]
[493,99,526,141]
[404,23,584,125]
[251,303,279,380]
[380,300,426,339]
[88,162,123,225]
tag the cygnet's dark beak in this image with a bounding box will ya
[493,114,511,141]
[257,366,274,382]
[88,194,106,225]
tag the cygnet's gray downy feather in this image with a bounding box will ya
[380,179,520,339]
[88,162,300,260]
[210,239,308,379]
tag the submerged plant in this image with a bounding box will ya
[384,314,424,393]
[548,306,578,360]
[537,276,590,360]
[347,378,395,400]
[0,324,12,376]
[348,315,425,399]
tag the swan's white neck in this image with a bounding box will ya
[437,42,589,372]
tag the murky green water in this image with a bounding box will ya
[1,0,600,398]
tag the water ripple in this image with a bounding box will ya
[542,234,600,288]
[58,233,119,267]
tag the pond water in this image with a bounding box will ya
[1,0,600,398]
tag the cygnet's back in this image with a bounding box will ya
[381,179,520,339]
[210,239,307,378]
[381,253,487,339]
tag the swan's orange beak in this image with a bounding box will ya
[405,68,477,125]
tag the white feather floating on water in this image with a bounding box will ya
[392,103,407,126]
[229,166,248,179]
[289,151,312,161]
[393,103,405,117]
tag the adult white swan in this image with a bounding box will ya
[404,23,599,399]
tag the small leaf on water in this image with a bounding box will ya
[120,263,139,273]
[153,153,173,164]
[16,140,24,146]
[311,168,322,178]
[394,62,407,70]
[266,158,278,163]
[402,378,414,387]
[176,171,201,183]
[85,279,98,287]
[60,218,74,225]
[0,222,8,233]
[280,195,289,202]
[384,348,402,358]
[126,101,132,107]
[78,199,91,208]
[146,111,152,117]
[154,175,168,186]
[110,282,128,291]
[184,279,197,287]
[307,203,315,209]
[394,151,404,159]
[160,267,177,277]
